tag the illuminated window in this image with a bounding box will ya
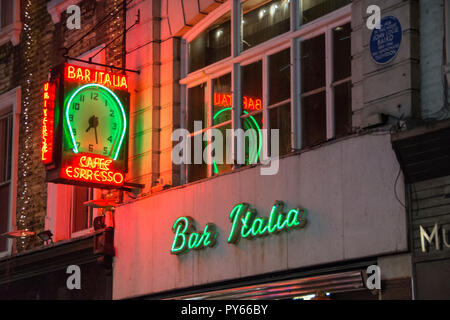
[189,13,231,73]
[300,0,351,24]
[242,0,290,51]
[0,109,12,252]
[181,0,351,182]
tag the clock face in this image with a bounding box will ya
[65,84,126,160]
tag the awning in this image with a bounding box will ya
[166,270,365,300]
[391,119,450,183]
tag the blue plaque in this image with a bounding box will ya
[370,16,402,64]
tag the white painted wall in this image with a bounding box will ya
[112,133,407,299]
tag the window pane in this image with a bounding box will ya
[241,60,263,115]
[269,103,291,156]
[302,91,326,147]
[188,84,207,133]
[212,123,233,175]
[334,81,352,137]
[72,186,91,233]
[189,13,231,73]
[301,34,325,93]
[0,114,11,183]
[1,0,13,28]
[242,0,290,51]
[269,48,291,105]
[300,0,351,25]
[0,183,9,252]
[241,112,263,165]
[333,23,351,81]
[213,73,232,125]
[188,132,207,182]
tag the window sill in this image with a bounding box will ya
[0,22,22,47]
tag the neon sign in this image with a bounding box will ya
[171,217,217,255]
[65,64,128,90]
[61,154,125,186]
[41,82,55,164]
[170,201,307,255]
[214,93,262,111]
[227,202,307,243]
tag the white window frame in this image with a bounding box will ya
[180,0,351,183]
[0,0,21,46]
[0,87,21,257]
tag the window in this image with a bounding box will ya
[0,110,12,252]
[71,187,95,235]
[242,0,290,51]
[189,13,231,73]
[300,0,351,25]
[0,0,13,28]
[181,0,351,182]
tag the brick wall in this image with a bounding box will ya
[11,0,126,251]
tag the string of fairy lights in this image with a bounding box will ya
[17,0,34,250]
[15,0,125,251]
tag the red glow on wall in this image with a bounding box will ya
[214,93,262,111]
[61,154,125,186]
[64,64,128,90]
[41,82,55,164]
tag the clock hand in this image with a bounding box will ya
[94,126,98,144]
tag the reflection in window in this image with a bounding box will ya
[300,0,351,25]
[269,103,291,156]
[187,84,207,182]
[213,73,233,175]
[301,35,326,147]
[333,23,352,137]
[189,14,231,73]
[188,84,207,133]
[269,48,291,105]
[242,0,290,51]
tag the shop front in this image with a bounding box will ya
[112,133,410,300]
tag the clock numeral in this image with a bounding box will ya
[104,100,108,107]
[76,141,80,148]
[89,144,94,152]
[73,103,80,110]
[103,147,108,155]
[107,136,112,143]
[91,92,98,101]
[79,94,85,102]
[69,114,73,121]
[73,128,77,136]
[112,123,117,130]
[109,109,114,117]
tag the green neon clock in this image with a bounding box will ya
[65,83,127,160]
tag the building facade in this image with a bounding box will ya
[0,0,447,300]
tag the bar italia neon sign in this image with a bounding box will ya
[170,201,307,255]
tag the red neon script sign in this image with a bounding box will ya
[41,82,55,164]
[214,93,262,111]
[65,64,128,90]
[62,154,125,186]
